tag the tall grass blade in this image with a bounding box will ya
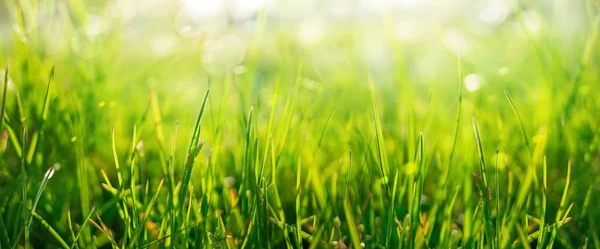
[471,117,494,248]
[178,89,210,210]
[26,66,54,164]
[369,76,390,196]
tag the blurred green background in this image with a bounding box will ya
[1,0,599,248]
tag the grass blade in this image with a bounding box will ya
[27,163,60,230]
[70,207,96,249]
[26,66,54,164]
[369,76,390,196]
[30,211,69,249]
[471,117,494,248]
[178,89,210,211]
[503,90,532,155]
[128,179,164,248]
[0,64,9,131]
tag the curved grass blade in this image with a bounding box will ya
[503,91,531,155]
[27,163,61,230]
[88,215,119,248]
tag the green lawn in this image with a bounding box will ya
[1,0,600,248]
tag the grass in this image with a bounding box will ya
[1,0,600,248]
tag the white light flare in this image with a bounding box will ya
[464,73,484,92]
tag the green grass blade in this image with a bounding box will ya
[0,208,11,249]
[69,207,96,249]
[547,160,572,248]
[369,76,390,196]
[503,91,532,155]
[20,127,29,249]
[343,189,361,249]
[30,211,69,249]
[128,179,164,248]
[447,53,463,168]
[495,148,501,248]
[27,163,60,230]
[562,16,600,121]
[538,156,547,248]
[26,66,54,164]
[178,89,210,210]
[0,64,9,131]
[295,157,302,248]
[471,117,494,248]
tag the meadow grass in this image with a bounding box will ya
[1,0,600,248]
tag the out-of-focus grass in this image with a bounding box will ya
[1,0,600,248]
